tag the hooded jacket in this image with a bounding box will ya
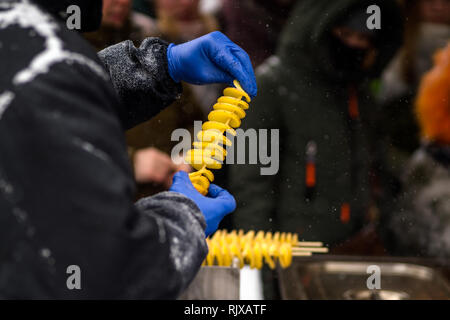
[230,0,403,245]
[0,0,207,298]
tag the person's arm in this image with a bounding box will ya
[99,32,257,130]
[1,24,254,298]
[123,192,208,298]
[0,54,209,298]
[99,38,182,129]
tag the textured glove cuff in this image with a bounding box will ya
[133,38,182,104]
[99,38,183,129]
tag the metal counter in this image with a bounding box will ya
[278,255,450,300]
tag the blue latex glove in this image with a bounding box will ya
[166,31,257,98]
[169,171,236,237]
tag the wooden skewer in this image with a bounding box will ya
[292,247,329,253]
[296,241,324,247]
[292,252,312,257]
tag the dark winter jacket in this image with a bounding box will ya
[0,0,207,299]
[386,145,450,263]
[230,0,403,245]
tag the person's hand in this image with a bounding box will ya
[166,31,257,98]
[169,171,236,237]
[134,148,190,188]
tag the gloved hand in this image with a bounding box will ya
[166,31,257,98]
[169,171,236,237]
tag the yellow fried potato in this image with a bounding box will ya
[202,121,236,136]
[193,183,208,195]
[262,242,275,270]
[187,80,251,216]
[217,95,249,110]
[192,142,226,161]
[185,149,222,170]
[189,169,214,182]
[253,242,263,269]
[213,102,246,119]
[208,110,241,128]
[233,80,251,102]
[197,129,232,146]
[191,175,210,190]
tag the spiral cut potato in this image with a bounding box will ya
[203,230,328,270]
[185,80,251,195]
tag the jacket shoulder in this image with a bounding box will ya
[0,1,109,89]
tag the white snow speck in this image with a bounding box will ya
[0,178,14,195]
[40,248,51,258]
[72,137,110,162]
[0,91,14,120]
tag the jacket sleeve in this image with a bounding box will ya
[0,45,205,299]
[123,192,208,299]
[98,38,183,129]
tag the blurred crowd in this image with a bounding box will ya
[83,0,449,272]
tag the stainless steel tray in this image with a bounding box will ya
[179,266,240,300]
[278,256,450,300]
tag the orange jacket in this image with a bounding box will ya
[416,43,450,145]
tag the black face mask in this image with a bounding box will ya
[328,35,369,80]
[33,0,103,32]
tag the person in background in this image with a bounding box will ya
[132,0,222,42]
[221,0,298,67]
[385,44,450,264]
[84,0,146,50]
[133,0,156,19]
[378,0,450,173]
[231,0,403,256]
[131,0,157,35]
[200,0,223,16]
[84,0,204,197]
[229,0,403,298]
[152,0,219,43]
